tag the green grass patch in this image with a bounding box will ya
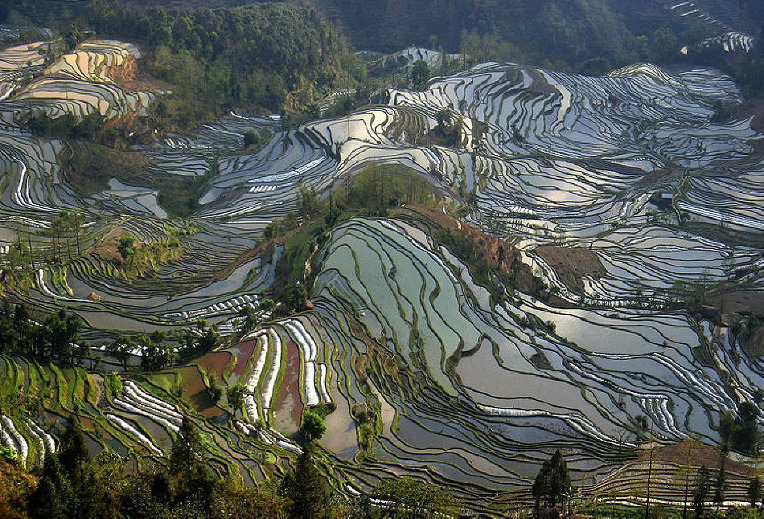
[62,140,217,218]
[62,140,152,195]
[271,218,326,305]
[105,373,122,401]
[222,352,238,381]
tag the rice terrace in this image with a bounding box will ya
[0,0,761,517]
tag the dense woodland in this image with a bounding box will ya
[313,0,763,71]
[5,0,364,126]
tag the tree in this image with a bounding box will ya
[713,444,728,512]
[649,27,679,63]
[693,465,710,519]
[0,445,16,463]
[151,100,168,129]
[118,236,136,262]
[63,24,84,50]
[59,417,88,484]
[212,478,289,518]
[141,335,175,371]
[300,410,326,443]
[13,304,30,354]
[279,447,330,519]
[372,476,457,517]
[169,416,207,487]
[748,476,761,509]
[242,130,258,148]
[720,411,735,446]
[238,306,259,335]
[435,108,452,129]
[298,185,322,219]
[532,449,572,516]
[289,283,308,312]
[50,211,77,261]
[226,383,245,418]
[106,334,135,370]
[634,414,650,444]
[0,305,16,355]
[302,102,321,119]
[676,437,702,519]
[42,310,82,362]
[263,218,282,239]
[208,376,222,404]
[2,240,33,290]
[410,59,430,90]
[30,455,70,519]
[196,325,221,355]
[732,402,760,455]
[169,416,215,513]
[31,416,92,519]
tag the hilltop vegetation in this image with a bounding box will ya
[88,0,362,119]
[4,0,364,127]
[312,0,758,70]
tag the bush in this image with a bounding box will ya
[0,446,17,464]
[301,409,326,442]
[118,236,135,261]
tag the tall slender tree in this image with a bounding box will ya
[714,444,728,512]
[748,476,761,509]
[280,446,329,519]
[169,416,207,489]
[693,465,710,519]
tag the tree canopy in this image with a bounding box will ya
[532,449,572,516]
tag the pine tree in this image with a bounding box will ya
[58,416,88,484]
[31,417,90,519]
[549,449,571,509]
[30,455,70,519]
[748,476,761,508]
[532,459,551,517]
[532,449,572,516]
[280,447,330,519]
[693,465,710,519]
[169,416,214,512]
[169,416,207,486]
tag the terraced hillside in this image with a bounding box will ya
[0,34,762,511]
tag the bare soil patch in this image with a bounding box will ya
[404,203,538,293]
[536,245,606,293]
[642,442,755,475]
[713,289,764,316]
[90,228,143,265]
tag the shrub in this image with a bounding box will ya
[301,409,326,442]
